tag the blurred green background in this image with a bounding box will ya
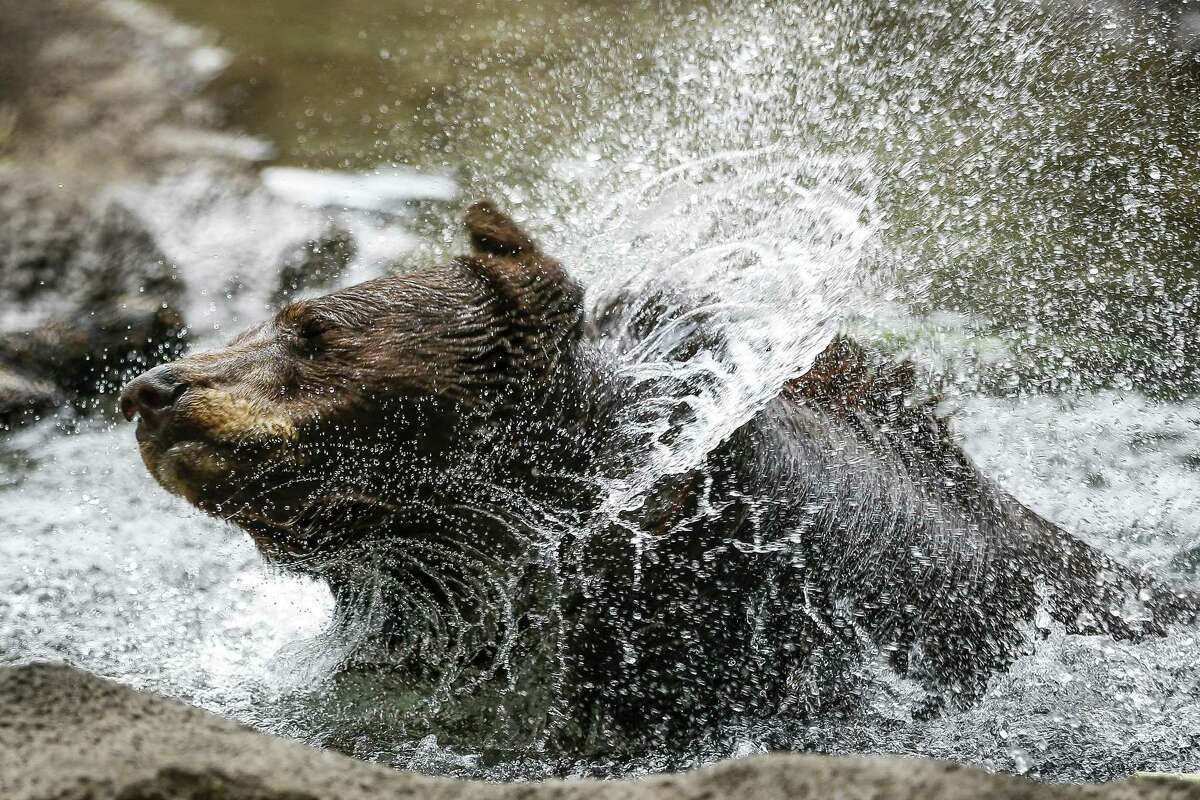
[152,0,651,169]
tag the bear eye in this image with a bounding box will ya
[293,314,337,354]
[297,316,333,339]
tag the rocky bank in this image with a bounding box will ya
[2,663,1198,800]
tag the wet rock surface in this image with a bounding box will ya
[0,177,175,306]
[0,169,185,416]
[0,367,59,429]
[0,0,234,180]
[272,225,357,306]
[2,663,1196,800]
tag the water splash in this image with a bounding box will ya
[581,147,879,517]
[344,0,1200,777]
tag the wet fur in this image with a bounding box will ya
[125,202,1200,753]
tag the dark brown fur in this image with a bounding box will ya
[120,202,1200,754]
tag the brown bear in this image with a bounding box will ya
[119,201,1198,754]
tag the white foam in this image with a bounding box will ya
[111,164,455,338]
[955,391,1200,566]
[261,167,458,214]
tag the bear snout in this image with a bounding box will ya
[119,364,189,431]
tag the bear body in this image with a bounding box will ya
[119,202,1197,753]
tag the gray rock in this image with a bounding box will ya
[0,169,181,316]
[0,170,185,420]
[0,0,273,431]
[0,367,58,431]
[0,295,184,396]
[0,663,1196,800]
[273,225,358,305]
[0,0,241,180]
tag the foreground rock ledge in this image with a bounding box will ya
[0,664,1194,800]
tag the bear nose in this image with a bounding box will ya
[119,365,188,427]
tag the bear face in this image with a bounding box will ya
[120,202,589,564]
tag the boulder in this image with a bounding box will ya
[0,170,185,422]
[0,663,1195,800]
[273,225,358,305]
[0,367,58,431]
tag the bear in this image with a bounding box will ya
[119,201,1199,755]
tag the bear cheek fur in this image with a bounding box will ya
[169,331,305,449]
[177,390,299,445]
[131,335,306,504]
[140,439,233,504]
[152,327,411,510]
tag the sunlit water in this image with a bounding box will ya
[4,0,1200,783]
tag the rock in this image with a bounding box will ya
[0,0,281,432]
[0,0,219,416]
[0,296,184,397]
[273,225,357,305]
[0,170,185,420]
[0,169,181,315]
[0,663,1196,800]
[0,367,59,431]
[0,0,248,181]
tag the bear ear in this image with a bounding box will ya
[460,202,584,361]
[465,200,537,257]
